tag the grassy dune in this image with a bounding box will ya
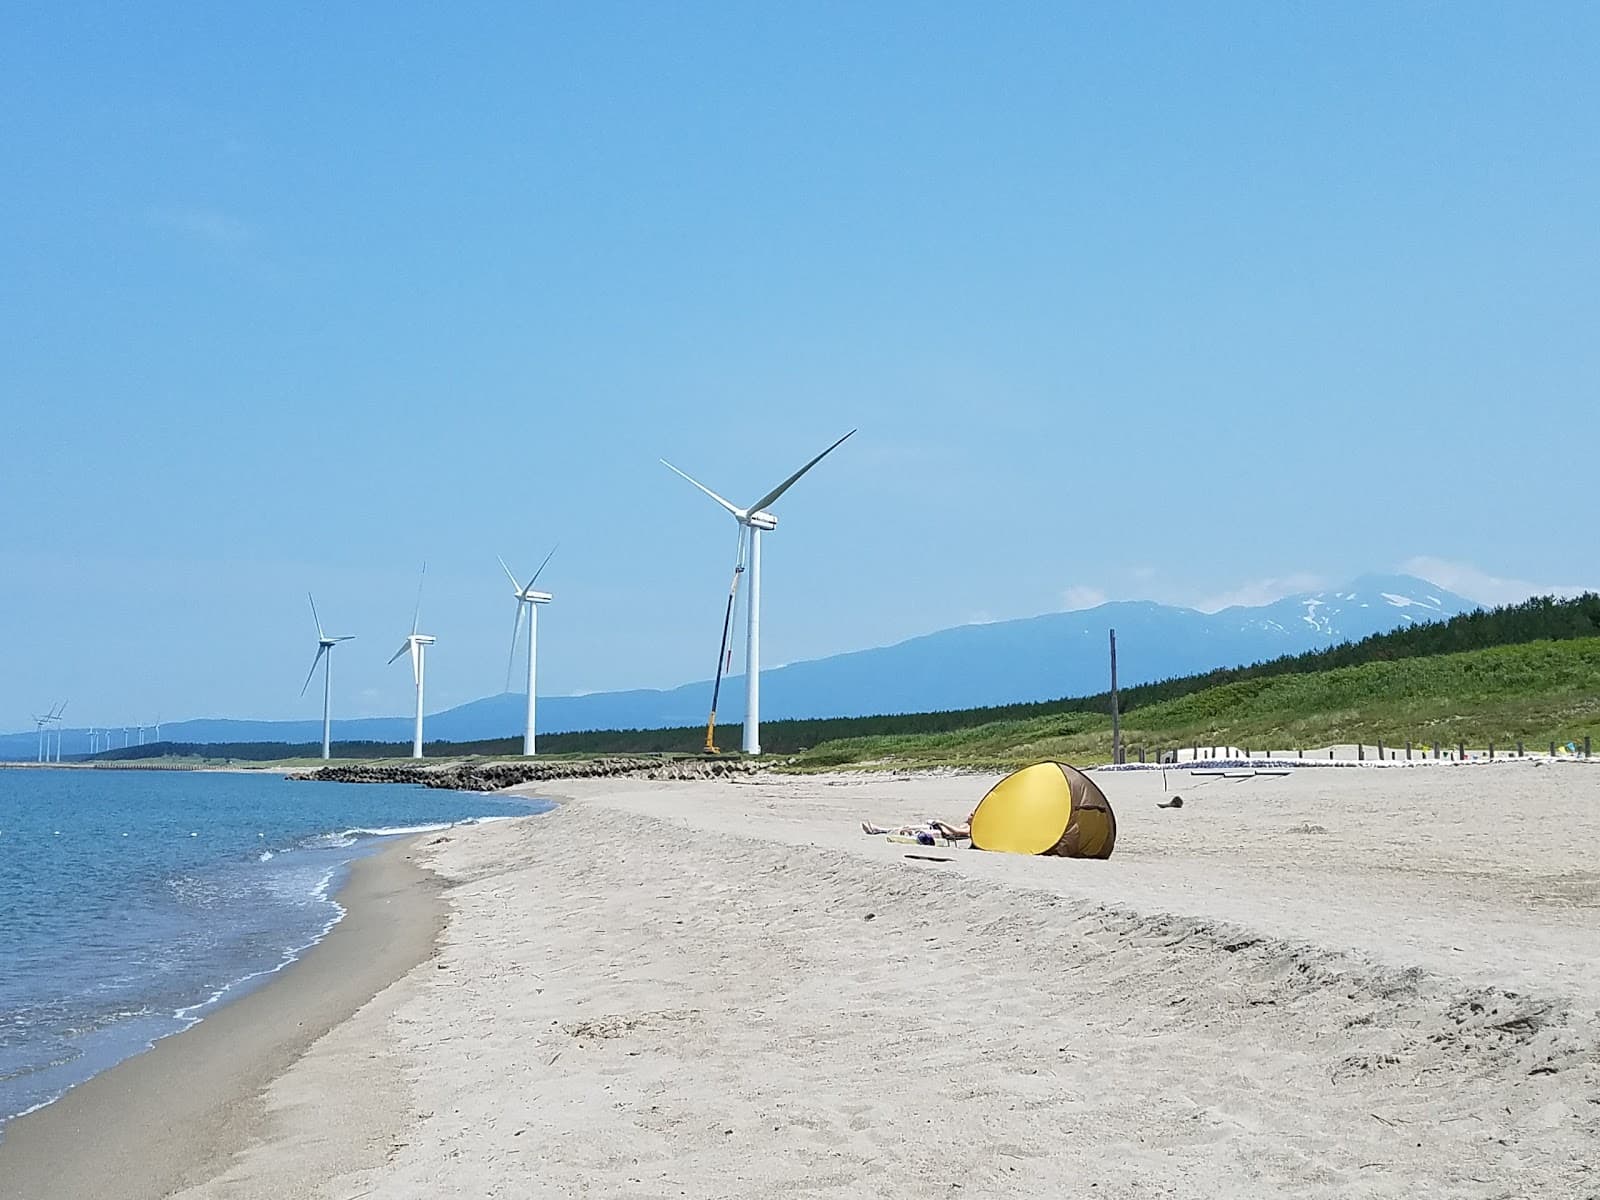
[788,638,1600,770]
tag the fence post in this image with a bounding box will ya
[1358,744,1365,761]
[1585,736,1591,758]
[1516,741,1524,757]
[1138,746,1146,764]
[1489,742,1495,760]
[1376,738,1383,761]
[1551,741,1557,757]
[1405,741,1412,760]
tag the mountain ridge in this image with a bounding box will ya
[1,573,1476,756]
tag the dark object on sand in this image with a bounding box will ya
[1158,795,1184,809]
[904,854,953,863]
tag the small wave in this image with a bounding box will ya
[171,876,346,1022]
[338,821,456,838]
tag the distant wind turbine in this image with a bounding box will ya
[498,547,556,756]
[44,701,67,762]
[388,566,436,759]
[301,593,355,760]
[661,429,855,755]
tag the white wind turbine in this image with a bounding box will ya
[388,567,436,759]
[44,701,67,762]
[301,594,355,760]
[661,429,855,755]
[498,547,557,757]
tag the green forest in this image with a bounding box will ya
[89,592,1600,766]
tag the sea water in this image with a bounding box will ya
[0,767,549,1126]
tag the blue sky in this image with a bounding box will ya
[3,3,1596,731]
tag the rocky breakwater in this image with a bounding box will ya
[300,756,770,791]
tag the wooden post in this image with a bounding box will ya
[1405,741,1412,760]
[1585,736,1591,757]
[1376,738,1383,760]
[1458,741,1465,760]
[1358,744,1364,761]
[1489,742,1495,760]
[1516,741,1523,757]
[1551,741,1557,757]
[1108,629,1121,766]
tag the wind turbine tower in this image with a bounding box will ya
[388,567,436,759]
[301,594,355,760]
[661,430,855,756]
[499,548,556,756]
[45,702,67,762]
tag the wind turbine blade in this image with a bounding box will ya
[389,640,412,666]
[300,645,328,697]
[411,563,426,635]
[505,602,525,693]
[527,543,559,587]
[660,460,743,517]
[747,429,856,514]
[497,554,522,591]
[307,592,326,640]
[410,639,423,687]
[332,635,356,643]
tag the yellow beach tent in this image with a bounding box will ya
[969,762,1117,859]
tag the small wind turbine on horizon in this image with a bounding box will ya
[388,566,437,760]
[499,547,557,757]
[661,429,855,755]
[301,594,355,760]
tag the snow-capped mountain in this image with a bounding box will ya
[1222,575,1464,640]
[0,574,1480,754]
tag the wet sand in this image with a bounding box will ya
[0,836,445,1200]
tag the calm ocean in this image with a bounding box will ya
[0,767,548,1126]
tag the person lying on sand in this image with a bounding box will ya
[861,817,971,842]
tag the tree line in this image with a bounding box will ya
[87,592,1600,761]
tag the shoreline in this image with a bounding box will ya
[3,768,1595,1195]
[0,833,447,1200]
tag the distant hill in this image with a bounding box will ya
[66,590,1600,764]
[0,573,1475,758]
[788,635,1600,770]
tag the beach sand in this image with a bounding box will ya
[5,763,1598,1197]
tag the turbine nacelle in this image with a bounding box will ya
[745,510,778,531]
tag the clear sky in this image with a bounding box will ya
[3,3,1596,731]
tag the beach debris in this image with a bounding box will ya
[1157,796,1184,809]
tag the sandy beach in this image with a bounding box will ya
[5,762,1598,1198]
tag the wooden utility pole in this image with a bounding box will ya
[1109,628,1122,765]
